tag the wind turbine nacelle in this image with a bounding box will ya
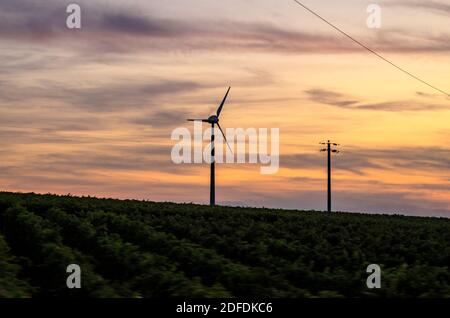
[207,115,219,124]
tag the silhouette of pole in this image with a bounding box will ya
[210,123,215,206]
[327,141,331,213]
[320,140,340,212]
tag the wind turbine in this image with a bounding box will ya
[187,87,233,206]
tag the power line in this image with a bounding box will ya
[292,0,450,98]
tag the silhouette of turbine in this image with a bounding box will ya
[187,87,232,206]
[320,140,340,212]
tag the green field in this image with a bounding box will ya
[0,192,449,298]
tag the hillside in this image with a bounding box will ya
[0,192,449,298]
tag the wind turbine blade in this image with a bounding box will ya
[217,123,233,154]
[216,87,231,117]
[187,119,209,122]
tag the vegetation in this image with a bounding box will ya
[0,192,449,298]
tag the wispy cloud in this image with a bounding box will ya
[131,111,186,128]
[304,89,359,108]
[305,88,448,111]
[0,0,449,55]
[0,79,203,111]
[386,0,450,15]
[281,146,450,175]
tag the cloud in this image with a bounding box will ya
[356,101,444,111]
[305,88,448,111]
[3,160,449,217]
[216,185,450,217]
[131,111,186,128]
[98,12,192,38]
[0,0,449,55]
[2,139,449,217]
[0,79,202,112]
[386,0,450,15]
[280,152,379,175]
[0,143,196,178]
[416,91,450,103]
[332,190,450,217]
[281,146,450,175]
[362,147,450,171]
[304,89,359,108]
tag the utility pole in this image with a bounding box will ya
[320,140,339,212]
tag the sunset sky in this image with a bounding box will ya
[0,0,449,217]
